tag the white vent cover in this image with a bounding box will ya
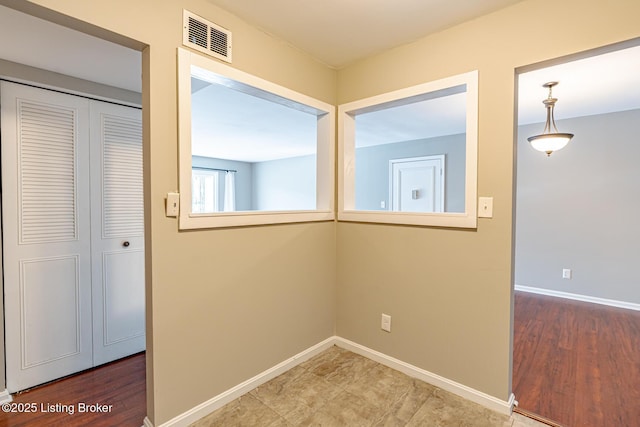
[183,10,232,63]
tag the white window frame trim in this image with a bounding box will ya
[337,70,478,228]
[177,48,335,229]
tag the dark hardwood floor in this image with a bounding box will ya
[0,352,146,427]
[513,291,640,427]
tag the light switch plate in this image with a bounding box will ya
[478,197,493,218]
[166,192,180,217]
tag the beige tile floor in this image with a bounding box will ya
[191,346,546,427]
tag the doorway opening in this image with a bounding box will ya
[512,39,640,426]
[0,2,147,420]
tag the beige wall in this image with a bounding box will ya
[1,0,639,425]
[5,0,337,424]
[336,0,640,401]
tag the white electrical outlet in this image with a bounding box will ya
[562,268,572,279]
[381,313,391,332]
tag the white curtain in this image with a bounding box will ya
[223,171,236,212]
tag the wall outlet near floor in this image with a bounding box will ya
[562,268,572,279]
[381,313,391,332]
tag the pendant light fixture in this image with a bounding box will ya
[527,81,574,156]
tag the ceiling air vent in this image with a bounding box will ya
[183,10,232,63]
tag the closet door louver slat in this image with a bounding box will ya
[102,114,143,238]
[18,100,78,244]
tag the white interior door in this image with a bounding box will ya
[90,101,145,366]
[1,81,93,392]
[390,155,445,212]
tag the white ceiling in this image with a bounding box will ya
[354,92,467,148]
[0,5,141,92]
[191,79,318,162]
[518,46,640,125]
[1,3,639,162]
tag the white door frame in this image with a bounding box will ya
[389,154,445,212]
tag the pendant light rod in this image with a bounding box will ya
[542,82,559,133]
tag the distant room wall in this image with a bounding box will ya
[252,154,316,210]
[516,108,640,304]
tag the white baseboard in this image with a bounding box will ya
[142,416,154,427]
[334,337,515,416]
[0,389,12,404]
[155,337,335,427]
[515,284,640,312]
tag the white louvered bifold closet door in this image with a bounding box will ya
[2,82,145,392]
[90,101,145,366]
[1,81,93,393]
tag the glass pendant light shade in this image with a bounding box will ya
[528,132,573,154]
[527,82,574,156]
